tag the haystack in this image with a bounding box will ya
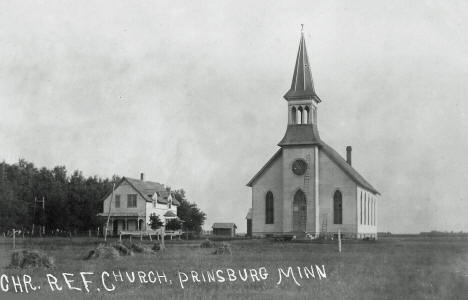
[85,244,120,260]
[113,243,134,256]
[200,239,215,248]
[129,243,155,254]
[212,242,232,255]
[10,249,55,269]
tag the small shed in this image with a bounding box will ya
[212,223,237,237]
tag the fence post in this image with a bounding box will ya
[338,229,342,253]
[13,229,16,249]
[160,227,165,251]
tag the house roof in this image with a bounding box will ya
[283,31,321,103]
[163,211,177,218]
[212,223,237,229]
[246,140,379,195]
[156,190,180,206]
[102,177,180,206]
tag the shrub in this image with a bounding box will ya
[149,213,163,230]
[166,219,182,231]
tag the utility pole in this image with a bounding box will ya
[33,197,45,236]
[32,196,36,236]
[41,196,45,235]
[104,183,115,242]
[1,160,5,184]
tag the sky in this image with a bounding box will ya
[1,1,468,233]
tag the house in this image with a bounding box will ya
[246,29,380,239]
[98,174,180,235]
[212,223,237,237]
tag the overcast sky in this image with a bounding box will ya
[1,1,467,233]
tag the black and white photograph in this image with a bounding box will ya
[0,1,467,299]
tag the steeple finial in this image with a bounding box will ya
[283,28,321,102]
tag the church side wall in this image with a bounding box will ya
[318,151,357,235]
[251,154,283,235]
[356,186,378,238]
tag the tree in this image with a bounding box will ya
[166,218,182,230]
[172,189,206,233]
[148,213,163,229]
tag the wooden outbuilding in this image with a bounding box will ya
[212,223,237,237]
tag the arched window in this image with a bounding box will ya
[333,190,342,224]
[265,191,274,224]
[297,106,303,124]
[304,106,310,124]
[293,189,307,232]
[291,106,297,124]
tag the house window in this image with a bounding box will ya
[127,194,137,208]
[115,195,120,208]
[265,191,274,224]
[152,199,156,208]
[360,192,363,225]
[168,199,172,209]
[364,194,367,225]
[333,190,342,224]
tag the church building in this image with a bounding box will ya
[246,30,380,239]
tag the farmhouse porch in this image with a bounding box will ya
[97,212,146,236]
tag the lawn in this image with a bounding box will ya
[0,236,467,299]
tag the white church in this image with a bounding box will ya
[246,30,380,239]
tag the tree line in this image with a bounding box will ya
[0,159,206,235]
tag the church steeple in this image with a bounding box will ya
[283,27,321,103]
[278,27,322,147]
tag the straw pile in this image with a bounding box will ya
[10,249,55,269]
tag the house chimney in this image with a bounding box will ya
[346,146,352,165]
[140,173,144,181]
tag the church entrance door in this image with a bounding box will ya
[293,190,307,233]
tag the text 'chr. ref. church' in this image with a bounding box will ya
[246,30,380,239]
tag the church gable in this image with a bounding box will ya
[246,149,282,187]
[319,143,379,195]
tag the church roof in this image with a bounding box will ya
[246,149,282,187]
[278,124,321,146]
[246,143,379,195]
[283,31,321,102]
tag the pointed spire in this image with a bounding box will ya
[284,27,321,102]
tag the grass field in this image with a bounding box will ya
[0,236,467,299]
